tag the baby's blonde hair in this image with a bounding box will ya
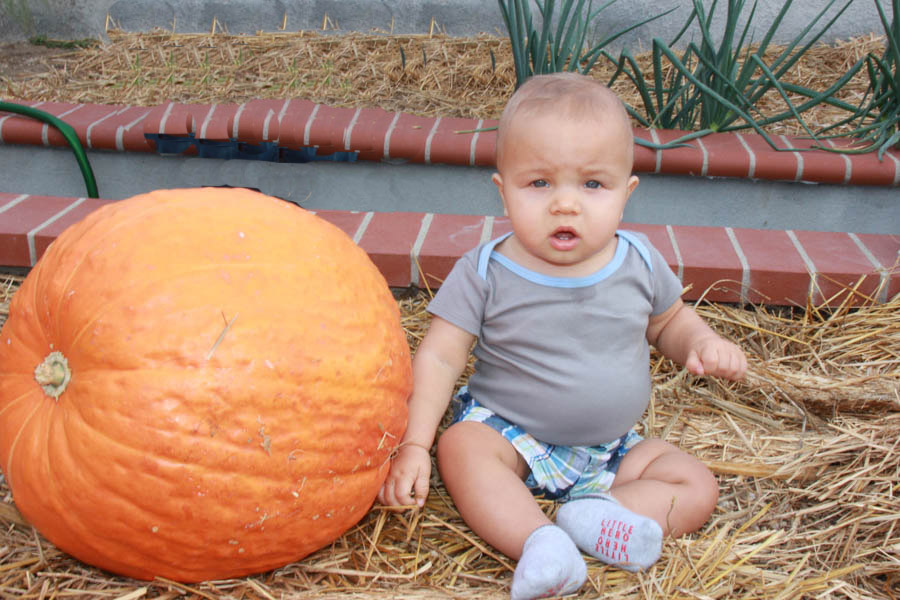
[495,72,634,167]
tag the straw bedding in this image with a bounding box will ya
[0,28,898,599]
[1,271,898,599]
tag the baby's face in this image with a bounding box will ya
[492,110,639,277]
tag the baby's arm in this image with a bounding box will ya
[377,316,475,507]
[647,299,747,380]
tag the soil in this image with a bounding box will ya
[0,41,71,80]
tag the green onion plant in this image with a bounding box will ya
[604,0,856,150]
[817,0,900,158]
[497,0,675,88]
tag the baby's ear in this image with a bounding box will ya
[491,173,509,216]
[626,174,639,196]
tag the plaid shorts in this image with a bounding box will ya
[450,387,642,501]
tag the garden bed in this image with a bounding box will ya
[0,29,885,130]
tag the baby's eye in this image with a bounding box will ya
[530,179,549,188]
[585,180,602,189]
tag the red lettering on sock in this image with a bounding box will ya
[595,520,637,564]
[545,581,567,596]
[594,535,621,562]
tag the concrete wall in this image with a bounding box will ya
[1,0,893,46]
[3,145,898,235]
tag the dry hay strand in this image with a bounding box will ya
[2,30,887,136]
[0,273,897,598]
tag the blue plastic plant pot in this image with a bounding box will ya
[147,134,196,155]
[197,140,238,159]
[279,147,317,163]
[278,147,359,163]
[310,150,359,162]
[237,141,279,162]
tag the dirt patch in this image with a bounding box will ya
[0,41,74,80]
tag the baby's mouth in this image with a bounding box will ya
[550,227,579,250]
[552,227,577,240]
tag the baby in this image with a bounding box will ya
[378,72,747,599]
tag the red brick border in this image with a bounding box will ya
[2,192,896,307]
[2,99,899,185]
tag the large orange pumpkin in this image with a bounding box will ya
[0,187,411,582]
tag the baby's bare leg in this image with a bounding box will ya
[437,422,585,598]
[610,438,719,536]
[437,421,550,557]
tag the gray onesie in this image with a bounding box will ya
[427,231,683,446]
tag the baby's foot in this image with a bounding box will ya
[510,525,586,600]
[556,496,663,572]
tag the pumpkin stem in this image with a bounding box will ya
[34,350,71,400]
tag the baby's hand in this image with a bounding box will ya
[685,336,747,380]
[377,443,432,508]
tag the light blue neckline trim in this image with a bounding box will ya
[477,232,512,279]
[618,230,653,272]
[476,230,652,288]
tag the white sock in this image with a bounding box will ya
[556,496,663,572]
[510,525,586,600]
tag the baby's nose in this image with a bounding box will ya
[550,188,581,213]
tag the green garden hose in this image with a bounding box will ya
[0,101,99,198]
